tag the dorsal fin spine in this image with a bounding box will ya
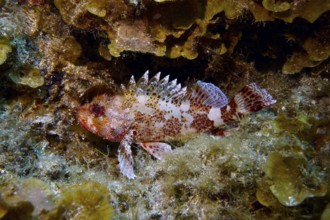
[126,72,188,102]
[170,79,177,86]
[174,83,181,92]
[129,76,136,88]
[121,84,126,91]
[152,72,161,82]
[160,75,169,84]
[138,70,149,87]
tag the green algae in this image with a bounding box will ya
[59,182,114,220]
[0,39,11,65]
[0,175,115,220]
[322,203,330,220]
[0,176,54,219]
[262,0,291,13]
[9,67,44,88]
[265,152,327,206]
[86,0,108,18]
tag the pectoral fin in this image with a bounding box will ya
[118,130,135,179]
[139,142,172,160]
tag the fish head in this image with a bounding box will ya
[77,94,132,141]
[77,94,109,137]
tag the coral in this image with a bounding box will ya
[265,152,327,206]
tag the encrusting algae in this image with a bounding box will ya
[0,39,11,65]
[265,152,327,206]
[0,175,114,220]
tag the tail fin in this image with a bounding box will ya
[221,83,276,122]
[234,83,276,114]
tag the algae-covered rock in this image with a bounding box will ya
[303,37,330,62]
[261,0,330,23]
[278,0,329,23]
[16,178,55,215]
[38,36,82,72]
[53,0,247,59]
[0,199,34,220]
[98,43,112,61]
[9,67,44,88]
[321,203,330,220]
[0,177,55,219]
[0,175,115,219]
[282,51,320,74]
[265,152,327,206]
[107,20,163,57]
[283,34,330,74]
[154,0,176,2]
[262,0,291,13]
[59,182,114,220]
[0,39,12,65]
[54,0,91,29]
[86,0,108,17]
[273,113,312,137]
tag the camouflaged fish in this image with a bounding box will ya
[77,71,276,179]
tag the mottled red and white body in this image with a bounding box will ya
[77,71,276,179]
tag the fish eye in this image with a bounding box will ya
[89,103,105,117]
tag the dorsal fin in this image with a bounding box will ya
[126,72,186,100]
[150,72,161,82]
[128,75,136,88]
[159,75,169,85]
[187,81,228,108]
[137,70,149,87]
[125,72,228,107]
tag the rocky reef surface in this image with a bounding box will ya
[0,0,329,219]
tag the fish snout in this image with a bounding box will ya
[77,105,90,130]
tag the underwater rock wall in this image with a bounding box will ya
[0,0,329,219]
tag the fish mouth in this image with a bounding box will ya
[77,105,90,130]
[77,105,108,136]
